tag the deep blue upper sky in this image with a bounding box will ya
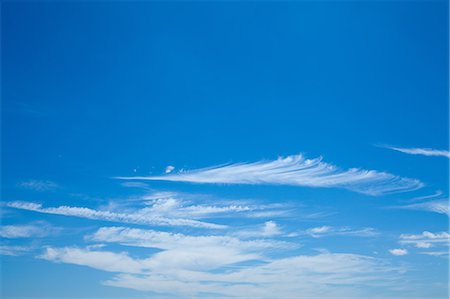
[1,1,449,299]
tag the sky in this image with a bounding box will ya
[1,1,449,299]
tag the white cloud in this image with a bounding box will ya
[139,192,290,220]
[17,180,59,191]
[391,231,450,258]
[409,190,443,202]
[0,245,32,256]
[165,166,175,174]
[141,196,254,218]
[389,249,408,256]
[400,199,449,216]
[419,251,449,257]
[233,221,284,238]
[87,226,290,251]
[399,231,449,249]
[0,222,58,238]
[414,242,432,249]
[308,226,332,234]
[103,252,401,298]
[382,146,450,158]
[246,209,291,218]
[5,201,225,229]
[39,247,145,273]
[87,226,290,272]
[117,154,423,196]
[262,221,281,237]
[120,182,150,189]
[37,244,401,299]
[180,204,252,216]
[40,245,262,274]
[303,226,378,238]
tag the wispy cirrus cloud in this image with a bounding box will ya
[117,154,423,196]
[39,247,146,274]
[389,248,408,256]
[4,201,225,229]
[381,146,450,158]
[301,226,378,238]
[399,231,449,249]
[234,221,284,238]
[0,222,59,238]
[408,190,443,202]
[0,245,33,256]
[129,191,292,220]
[87,226,290,252]
[419,251,448,257]
[141,195,254,218]
[17,180,60,191]
[399,199,449,216]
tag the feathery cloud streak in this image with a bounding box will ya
[0,245,32,256]
[117,154,423,196]
[382,146,450,158]
[302,226,378,238]
[400,199,449,216]
[87,226,290,251]
[5,201,225,229]
[17,180,60,191]
[399,231,450,249]
[0,222,58,238]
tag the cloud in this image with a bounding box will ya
[389,249,408,256]
[262,221,282,237]
[17,180,59,191]
[40,245,262,274]
[399,231,449,249]
[120,182,150,189]
[138,191,291,220]
[307,226,332,234]
[400,199,449,216]
[106,252,401,298]
[232,221,284,238]
[117,154,423,196]
[142,196,254,218]
[87,226,290,251]
[38,244,401,299]
[165,166,175,174]
[409,190,443,202]
[39,247,145,273]
[419,251,449,257]
[4,201,225,229]
[0,222,58,238]
[381,146,450,158]
[302,226,378,238]
[0,245,32,256]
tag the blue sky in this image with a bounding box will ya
[1,1,449,298]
